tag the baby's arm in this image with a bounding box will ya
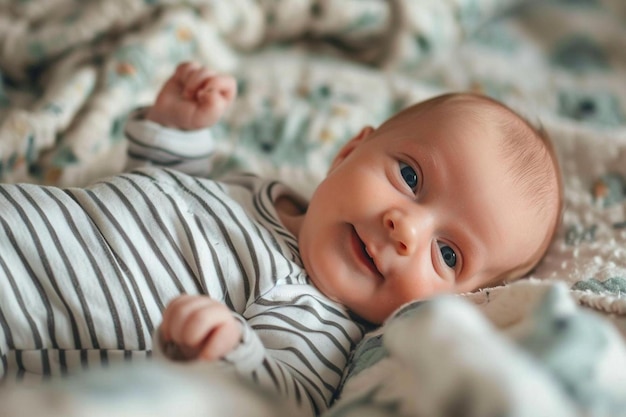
[157,293,360,416]
[124,62,236,175]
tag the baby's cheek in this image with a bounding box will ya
[402,272,454,301]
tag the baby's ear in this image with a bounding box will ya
[328,126,374,172]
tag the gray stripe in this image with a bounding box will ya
[43,188,126,350]
[17,186,100,349]
[104,180,187,294]
[246,220,275,300]
[253,324,342,386]
[0,234,43,350]
[193,215,235,310]
[83,189,166,312]
[288,364,324,413]
[255,297,357,341]
[65,189,152,346]
[190,175,261,300]
[125,129,213,160]
[40,349,51,377]
[0,304,15,350]
[119,174,203,293]
[65,190,154,342]
[15,351,25,380]
[257,311,349,358]
[0,213,54,350]
[261,182,300,252]
[161,170,253,302]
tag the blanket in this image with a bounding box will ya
[1,0,626,416]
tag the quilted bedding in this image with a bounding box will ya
[1,0,626,416]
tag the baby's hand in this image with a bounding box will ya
[146,62,237,130]
[160,294,242,361]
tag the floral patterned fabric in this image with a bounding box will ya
[2,0,626,416]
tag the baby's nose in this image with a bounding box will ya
[383,208,428,256]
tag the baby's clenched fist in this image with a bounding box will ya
[146,62,237,131]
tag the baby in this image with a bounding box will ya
[0,63,561,416]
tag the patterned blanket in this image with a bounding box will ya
[1,0,626,416]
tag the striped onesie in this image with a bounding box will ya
[0,111,366,416]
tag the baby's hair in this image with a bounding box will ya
[469,94,562,282]
[385,92,563,283]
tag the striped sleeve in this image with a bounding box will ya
[154,299,360,417]
[241,294,362,416]
[123,108,217,177]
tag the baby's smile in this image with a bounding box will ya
[351,226,383,279]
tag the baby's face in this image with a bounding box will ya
[297,107,553,324]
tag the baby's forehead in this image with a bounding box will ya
[431,95,520,127]
[387,94,552,171]
[388,95,517,137]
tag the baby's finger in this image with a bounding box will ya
[196,89,227,116]
[179,302,234,348]
[174,62,201,84]
[198,75,237,102]
[184,68,217,99]
[161,295,211,342]
[161,295,188,341]
[198,319,242,361]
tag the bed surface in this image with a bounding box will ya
[1,1,626,416]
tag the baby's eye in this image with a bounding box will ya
[399,162,419,192]
[438,242,457,269]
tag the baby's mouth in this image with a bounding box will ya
[351,227,383,278]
